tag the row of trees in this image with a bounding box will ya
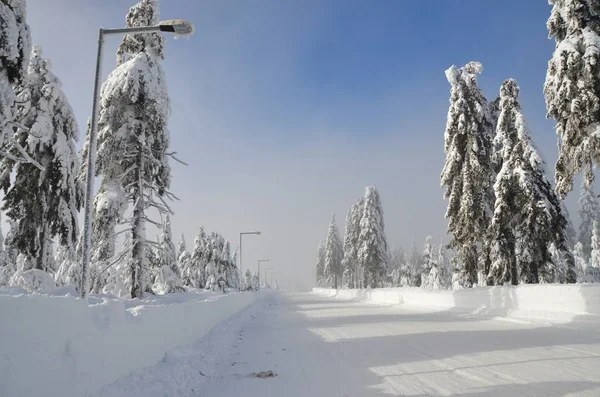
[316,1,600,290]
[316,185,388,289]
[0,0,245,298]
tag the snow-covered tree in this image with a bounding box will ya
[578,180,600,259]
[1,45,82,274]
[357,185,387,288]
[591,220,600,280]
[153,216,183,293]
[243,268,253,291]
[341,198,363,288]
[323,213,343,288]
[80,0,174,298]
[420,236,436,289]
[0,218,17,285]
[188,227,207,288]
[545,0,600,197]
[54,243,79,288]
[177,233,186,258]
[158,216,178,276]
[489,79,574,285]
[441,62,495,287]
[251,272,259,291]
[437,241,452,289]
[573,241,590,282]
[0,0,31,144]
[177,248,192,288]
[315,240,326,287]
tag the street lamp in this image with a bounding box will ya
[264,267,273,288]
[80,20,194,298]
[257,259,269,291]
[239,231,261,291]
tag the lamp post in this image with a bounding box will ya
[257,259,269,291]
[80,20,195,298]
[264,267,273,288]
[239,231,261,290]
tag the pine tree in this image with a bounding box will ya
[315,240,325,287]
[323,213,343,288]
[341,198,363,288]
[1,46,82,274]
[189,227,207,288]
[177,233,186,258]
[82,0,174,298]
[441,62,495,287]
[420,236,436,289]
[578,180,600,259]
[0,0,31,144]
[489,79,573,285]
[158,216,178,276]
[357,185,387,288]
[545,0,600,197]
[243,269,252,291]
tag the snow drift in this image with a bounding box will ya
[0,288,257,397]
[313,284,600,323]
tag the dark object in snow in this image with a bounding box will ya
[249,370,277,379]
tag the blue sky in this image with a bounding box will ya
[26,0,578,290]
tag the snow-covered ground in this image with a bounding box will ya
[314,284,600,324]
[0,287,256,397]
[91,291,600,397]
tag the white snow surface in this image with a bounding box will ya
[0,287,256,397]
[91,290,600,396]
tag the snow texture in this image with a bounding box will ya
[0,287,256,397]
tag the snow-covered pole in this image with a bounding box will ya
[239,230,261,291]
[257,259,269,291]
[80,20,194,298]
[80,28,105,298]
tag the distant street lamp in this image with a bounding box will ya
[239,231,261,290]
[80,20,195,298]
[257,259,269,291]
[264,267,273,288]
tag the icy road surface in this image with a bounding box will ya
[95,292,600,397]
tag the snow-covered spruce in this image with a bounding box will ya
[545,0,600,197]
[1,45,82,276]
[341,198,363,288]
[441,62,495,288]
[81,0,174,298]
[153,216,184,294]
[489,79,574,285]
[420,236,436,288]
[315,239,326,287]
[0,0,30,145]
[323,213,343,288]
[578,180,600,260]
[357,185,388,288]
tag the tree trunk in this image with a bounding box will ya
[130,148,145,299]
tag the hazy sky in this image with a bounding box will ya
[25,0,583,291]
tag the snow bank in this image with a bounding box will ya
[0,288,257,397]
[313,284,600,322]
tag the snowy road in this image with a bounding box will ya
[96,292,600,397]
